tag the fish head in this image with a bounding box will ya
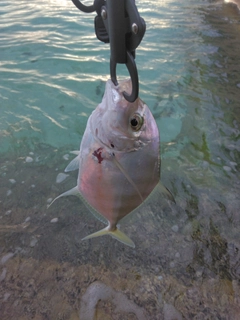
[90,79,159,152]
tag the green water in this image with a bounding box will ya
[0,0,240,319]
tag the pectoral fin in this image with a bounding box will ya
[82,226,135,248]
[65,152,80,172]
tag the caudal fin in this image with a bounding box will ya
[82,226,135,248]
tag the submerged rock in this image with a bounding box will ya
[171,225,179,233]
[63,154,69,161]
[56,173,69,184]
[6,190,12,196]
[1,252,14,265]
[25,156,33,163]
[0,268,7,282]
[30,237,38,248]
[163,303,182,320]
[79,281,147,320]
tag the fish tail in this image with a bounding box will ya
[82,226,135,248]
[48,186,79,208]
[109,228,135,248]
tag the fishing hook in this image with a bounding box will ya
[110,51,139,103]
[71,0,95,13]
[71,0,145,102]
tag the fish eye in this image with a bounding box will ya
[130,113,144,131]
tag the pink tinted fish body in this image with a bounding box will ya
[78,80,159,228]
[52,79,174,247]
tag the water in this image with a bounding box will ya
[0,0,240,319]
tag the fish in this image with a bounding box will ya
[50,79,174,248]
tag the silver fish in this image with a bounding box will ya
[51,79,174,247]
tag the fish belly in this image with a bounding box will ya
[78,130,160,226]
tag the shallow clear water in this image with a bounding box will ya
[0,0,240,319]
